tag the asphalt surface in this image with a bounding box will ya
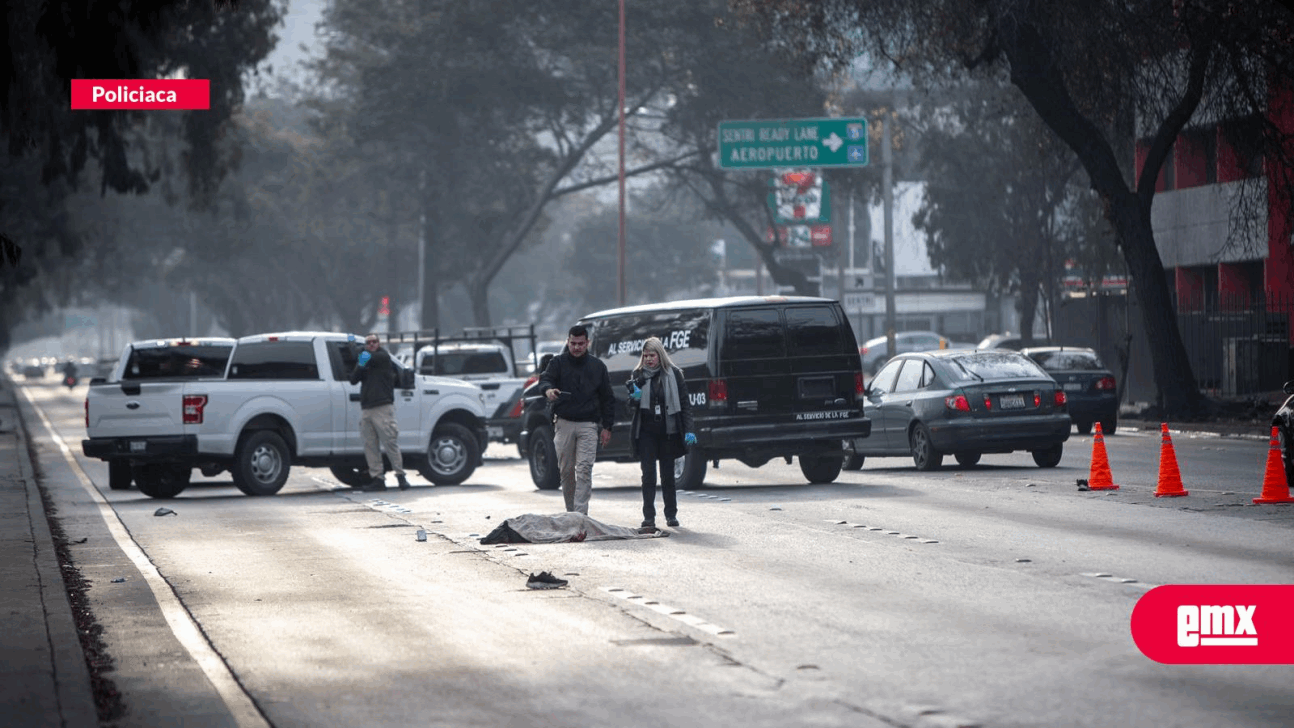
[1,371,1287,727]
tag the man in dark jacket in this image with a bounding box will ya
[537,324,615,514]
[348,333,410,492]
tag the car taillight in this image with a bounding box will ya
[708,379,728,406]
[1054,390,1067,406]
[945,394,970,412]
[507,376,539,418]
[860,346,869,356]
[183,395,208,424]
[1095,376,1116,391]
[854,372,864,396]
[1034,391,1042,407]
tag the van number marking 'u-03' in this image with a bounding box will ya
[689,392,706,406]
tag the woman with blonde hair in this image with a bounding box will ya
[626,337,696,529]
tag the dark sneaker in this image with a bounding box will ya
[641,520,656,529]
[666,517,680,528]
[396,474,411,491]
[360,478,387,492]
[526,571,568,589]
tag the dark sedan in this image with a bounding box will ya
[1020,346,1118,435]
[844,349,1071,470]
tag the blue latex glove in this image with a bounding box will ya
[357,351,372,367]
[684,432,697,446]
[628,383,642,401]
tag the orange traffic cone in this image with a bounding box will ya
[1153,423,1188,497]
[1087,421,1120,490]
[1254,426,1294,504]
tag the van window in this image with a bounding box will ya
[722,308,785,360]
[123,344,232,379]
[587,310,710,377]
[228,341,320,380]
[786,305,845,356]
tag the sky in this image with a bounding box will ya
[255,0,326,92]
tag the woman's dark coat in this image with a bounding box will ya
[626,366,695,459]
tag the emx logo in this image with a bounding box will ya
[1131,585,1294,664]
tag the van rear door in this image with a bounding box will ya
[720,303,862,425]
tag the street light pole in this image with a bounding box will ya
[617,0,627,307]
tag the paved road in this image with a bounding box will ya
[14,379,1294,728]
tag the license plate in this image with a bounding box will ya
[1063,383,1083,392]
[487,426,503,439]
[1000,394,1026,409]
[130,441,147,452]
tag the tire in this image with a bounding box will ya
[419,422,478,485]
[527,424,560,490]
[134,464,191,499]
[800,454,843,484]
[842,453,866,471]
[329,465,370,487]
[1099,419,1117,435]
[910,423,944,471]
[108,461,134,490]
[232,430,290,496]
[675,447,708,490]
[1075,421,1093,435]
[954,452,981,468]
[1032,443,1064,468]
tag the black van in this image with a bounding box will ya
[518,296,871,490]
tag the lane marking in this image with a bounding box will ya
[602,587,735,637]
[20,387,271,728]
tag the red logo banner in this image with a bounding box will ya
[1131,584,1294,664]
[70,80,210,110]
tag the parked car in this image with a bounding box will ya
[1271,379,1294,488]
[859,331,953,374]
[976,333,1052,351]
[1020,346,1118,435]
[519,296,872,490]
[842,349,1070,471]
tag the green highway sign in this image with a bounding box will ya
[718,117,868,169]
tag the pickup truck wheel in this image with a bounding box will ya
[418,422,478,485]
[232,431,290,496]
[527,424,559,490]
[675,448,708,491]
[108,461,133,490]
[800,454,843,484]
[134,464,191,499]
[329,466,370,487]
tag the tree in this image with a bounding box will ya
[2,0,285,344]
[911,83,1111,343]
[730,0,1294,419]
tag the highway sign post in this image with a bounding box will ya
[718,117,868,170]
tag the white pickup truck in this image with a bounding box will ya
[81,332,488,499]
[410,330,538,451]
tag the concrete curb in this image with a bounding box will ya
[1,377,99,727]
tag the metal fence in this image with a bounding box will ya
[1172,291,1293,397]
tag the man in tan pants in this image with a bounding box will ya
[349,334,410,492]
[537,325,615,514]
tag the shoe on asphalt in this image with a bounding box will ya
[666,517,680,528]
[396,474,411,491]
[641,520,656,529]
[360,478,387,492]
[526,571,568,589]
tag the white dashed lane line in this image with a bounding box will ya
[825,519,940,544]
[602,587,736,637]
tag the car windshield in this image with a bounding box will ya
[1030,351,1104,371]
[945,352,1048,380]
